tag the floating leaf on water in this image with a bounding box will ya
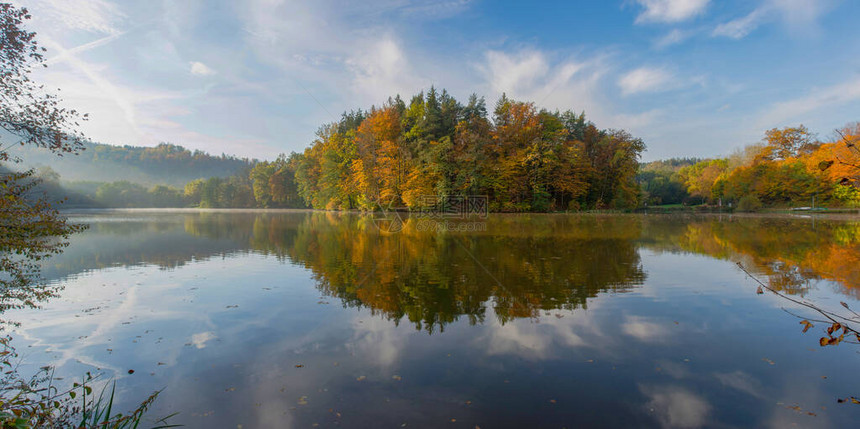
[819,337,830,347]
[225,387,235,392]
[549,399,557,404]
[841,301,850,310]
[761,358,775,365]
[392,375,401,381]
[356,375,366,381]
[127,369,134,374]
[297,396,308,405]
[295,364,304,368]
[756,286,763,295]
[800,320,813,333]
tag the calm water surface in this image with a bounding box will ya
[8,211,860,428]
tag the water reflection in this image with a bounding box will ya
[51,212,860,313]
[14,211,859,428]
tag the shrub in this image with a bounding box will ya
[737,195,763,212]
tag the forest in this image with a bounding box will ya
[16,90,860,212]
[17,141,254,186]
[638,124,860,209]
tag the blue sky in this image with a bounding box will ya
[14,0,860,161]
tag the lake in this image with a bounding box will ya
[8,210,860,428]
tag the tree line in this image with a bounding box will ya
[637,124,860,209]
[37,89,649,211]
[258,89,646,211]
[33,119,860,211]
[18,140,254,186]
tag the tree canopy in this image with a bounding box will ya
[1,4,87,312]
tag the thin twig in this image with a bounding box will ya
[736,262,859,336]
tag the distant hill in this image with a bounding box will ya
[13,141,256,187]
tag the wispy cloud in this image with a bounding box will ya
[654,28,693,49]
[618,67,673,95]
[346,37,426,102]
[13,0,124,34]
[712,8,767,39]
[713,0,836,40]
[634,0,710,24]
[758,76,860,127]
[479,48,608,118]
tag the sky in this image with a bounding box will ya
[12,0,860,161]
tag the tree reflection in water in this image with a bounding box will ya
[50,212,860,334]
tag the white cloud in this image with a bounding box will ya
[190,61,216,76]
[712,8,767,39]
[654,29,692,49]
[479,48,607,118]
[634,0,710,24]
[345,37,426,102]
[640,384,712,429]
[618,67,673,95]
[484,50,551,96]
[758,76,860,128]
[191,331,217,349]
[767,0,833,29]
[621,315,670,342]
[715,371,764,398]
[712,0,835,40]
[613,109,664,129]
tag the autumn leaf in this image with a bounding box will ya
[799,320,813,333]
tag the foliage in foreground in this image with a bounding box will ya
[1,4,178,427]
[0,336,179,428]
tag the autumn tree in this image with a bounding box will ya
[677,159,729,204]
[1,4,88,311]
[291,89,647,212]
[761,125,817,160]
